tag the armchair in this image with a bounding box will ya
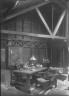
[35,71,50,91]
[49,73,57,88]
[36,70,57,90]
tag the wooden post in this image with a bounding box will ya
[66,4,69,84]
[62,1,69,69]
[66,1,69,67]
[51,48,52,67]
[63,47,64,67]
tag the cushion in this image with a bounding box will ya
[37,78,49,83]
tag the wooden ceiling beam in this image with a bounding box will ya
[3,0,51,21]
[1,30,67,40]
[53,10,66,36]
[53,0,66,9]
[36,8,53,36]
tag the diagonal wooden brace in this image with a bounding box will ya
[36,8,53,36]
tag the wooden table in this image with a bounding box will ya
[13,67,47,93]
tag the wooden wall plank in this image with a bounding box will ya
[23,18,32,33]
[39,48,46,63]
[7,21,16,31]
[16,17,22,31]
[22,47,30,63]
[1,48,6,69]
[32,23,39,34]
[1,24,7,30]
[32,48,39,61]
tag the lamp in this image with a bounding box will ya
[30,55,36,67]
[30,55,36,61]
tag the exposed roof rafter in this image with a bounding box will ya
[53,10,66,36]
[52,0,66,9]
[2,0,51,21]
[36,8,53,36]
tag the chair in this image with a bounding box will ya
[36,78,50,90]
[10,65,17,86]
[49,73,57,88]
[36,70,57,90]
[47,68,58,88]
[35,71,50,91]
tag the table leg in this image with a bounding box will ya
[26,74,31,93]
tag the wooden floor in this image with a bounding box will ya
[1,79,69,96]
